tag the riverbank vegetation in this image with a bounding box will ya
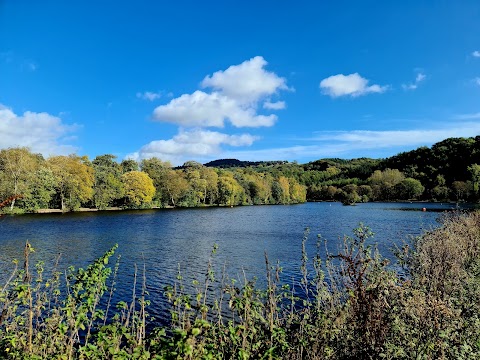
[0,151,306,213]
[1,135,480,213]
[1,211,480,359]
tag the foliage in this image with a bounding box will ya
[92,154,124,209]
[47,155,94,211]
[0,147,42,211]
[121,171,156,208]
[3,135,480,213]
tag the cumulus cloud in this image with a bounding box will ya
[127,128,258,164]
[402,72,426,90]
[0,105,78,155]
[319,73,388,98]
[136,91,162,101]
[201,56,288,104]
[153,56,288,128]
[472,50,480,58]
[153,91,277,128]
[263,101,286,110]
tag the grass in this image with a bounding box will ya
[1,211,480,359]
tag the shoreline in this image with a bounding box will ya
[4,200,475,217]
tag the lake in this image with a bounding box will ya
[0,201,464,326]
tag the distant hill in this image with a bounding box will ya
[204,159,288,168]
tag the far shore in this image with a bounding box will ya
[26,200,476,215]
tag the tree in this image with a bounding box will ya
[395,178,424,200]
[431,175,449,201]
[21,166,57,211]
[468,164,480,200]
[48,155,94,211]
[121,171,155,207]
[277,176,291,204]
[368,169,405,200]
[0,147,40,210]
[290,181,307,203]
[163,170,190,207]
[183,168,205,206]
[341,184,361,205]
[358,185,373,201]
[218,174,245,206]
[452,181,469,201]
[92,155,124,209]
[141,158,172,206]
[121,159,139,173]
[199,167,219,204]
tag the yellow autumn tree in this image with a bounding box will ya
[278,176,291,204]
[121,171,155,207]
[48,155,94,211]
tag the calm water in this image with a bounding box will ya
[0,202,463,325]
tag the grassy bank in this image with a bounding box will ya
[1,212,480,359]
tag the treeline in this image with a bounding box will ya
[1,136,480,212]
[0,149,306,213]
[307,136,480,203]
[212,136,480,204]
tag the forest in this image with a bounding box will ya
[0,135,479,213]
[209,135,480,205]
[0,151,306,213]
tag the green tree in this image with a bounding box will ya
[358,185,373,201]
[21,166,57,211]
[182,168,205,206]
[164,170,190,207]
[121,171,155,207]
[141,158,172,206]
[92,155,124,209]
[431,175,449,201]
[120,159,139,173]
[395,178,424,200]
[452,181,469,201]
[48,155,94,211]
[368,169,405,200]
[0,147,41,210]
[468,164,480,200]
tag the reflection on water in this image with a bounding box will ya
[0,202,452,326]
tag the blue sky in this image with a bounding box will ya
[1,1,480,165]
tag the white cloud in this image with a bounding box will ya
[201,56,288,105]
[402,72,426,90]
[0,105,78,155]
[263,101,286,110]
[127,128,258,164]
[153,90,277,128]
[136,91,162,101]
[319,73,388,98]
[416,73,426,82]
[153,56,287,128]
[472,50,480,58]
[474,77,480,86]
